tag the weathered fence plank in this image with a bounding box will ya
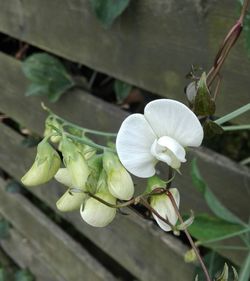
[0,226,63,281]
[0,0,249,123]
[0,122,194,281]
[0,177,117,281]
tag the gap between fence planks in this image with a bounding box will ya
[0,177,118,281]
[0,0,249,123]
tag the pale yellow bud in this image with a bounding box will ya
[44,117,61,143]
[54,168,73,188]
[103,151,134,200]
[21,140,61,186]
[61,138,89,189]
[56,189,86,212]
[150,188,180,232]
[184,249,197,263]
[80,192,116,227]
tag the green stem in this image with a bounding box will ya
[209,245,250,251]
[222,124,250,131]
[197,227,250,246]
[214,103,250,125]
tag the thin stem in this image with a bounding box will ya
[167,190,212,281]
[239,0,250,24]
[222,124,250,131]
[167,167,173,189]
[196,227,250,246]
[209,245,250,251]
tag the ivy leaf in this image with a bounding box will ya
[89,0,130,28]
[114,79,132,104]
[194,72,215,116]
[22,53,75,102]
[15,270,34,281]
[188,214,244,242]
[0,219,10,239]
[5,180,22,193]
[191,159,243,225]
[203,120,224,138]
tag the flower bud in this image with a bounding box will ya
[54,168,73,188]
[184,249,197,263]
[150,188,180,232]
[76,142,96,161]
[44,117,61,143]
[146,175,166,193]
[103,151,134,200]
[21,140,61,186]
[80,192,116,227]
[61,138,89,189]
[85,155,102,194]
[56,189,86,212]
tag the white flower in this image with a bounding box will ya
[56,189,86,212]
[150,188,180,232]
[116,99,203,177]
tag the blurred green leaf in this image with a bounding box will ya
[243,13,250,56]
[22,53,75,102]
[0,219,10,240]
[188,214,244,242]
[0,268,7,281]
[5,180,22,194]
[194,72,215,116]
[239,252,250,281]
[203,120,224,138]
[15,270,34,281]
[114,79,132,104]
[89,0,130,28]
[191,159,243,225]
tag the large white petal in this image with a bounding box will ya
[144,99,204,147]
[116,114,157,178]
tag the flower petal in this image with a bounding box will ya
[144,99,204,147]
[116,114,157,178]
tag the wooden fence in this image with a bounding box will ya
[0,1,249,280]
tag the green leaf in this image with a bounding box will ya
[0,268,7,281]
[191,159,243,225]
[243,12,250,57]
[194,72,215,116]
[188,214,244,242]
[15,270,34,281]
[89,0,130,28]
[114,79,132,104]
[0,219,10,239]
[22,53,75,102]
[5,180,22,193]
[203,120,224,138]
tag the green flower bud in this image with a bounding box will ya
[56,189,86,212]
[61,138,89,189]
[80,192,116,227]
[44,117,61,143]
[103,151,134,200]
[85,155,103,194]
[21,140,61,186]
[76,142,96,161]
[184,249,197,263]
[146,175,166,193]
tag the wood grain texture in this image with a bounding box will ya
[0,177,117,281]
[0,0,249,123]
[0,123,194,281]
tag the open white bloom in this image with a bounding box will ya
[150,188,180,232]
[116,99,203,177]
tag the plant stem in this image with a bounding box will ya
[167,190,212,281]
[222,124,250,131]
[239,251,250,281]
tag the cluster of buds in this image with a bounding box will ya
[21,117,134,228]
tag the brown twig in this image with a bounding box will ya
[167,190,212,281]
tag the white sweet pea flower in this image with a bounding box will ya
[116,99,203,177]
[150,188,180,232]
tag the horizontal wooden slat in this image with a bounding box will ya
[0,177,117,281]
[0,1,249,123]
[0,123,194,281]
